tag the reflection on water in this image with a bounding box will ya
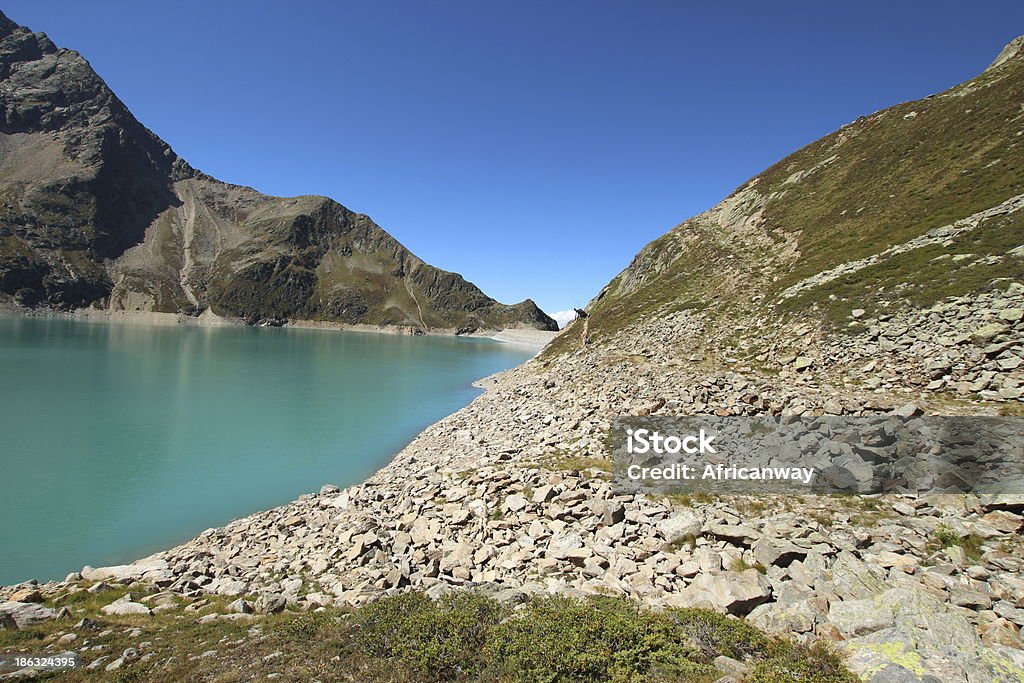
[0,317,532,584]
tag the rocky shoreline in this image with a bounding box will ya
[4,285,1023,681]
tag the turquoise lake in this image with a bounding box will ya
[0,316,532,585]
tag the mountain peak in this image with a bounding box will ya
[986,34,1024,72]
[0,10,555,332]
[0,10,18,35]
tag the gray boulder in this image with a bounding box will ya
[669,570,771,615]
[0,601,57,628]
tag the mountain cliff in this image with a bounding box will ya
[0,12,556,332]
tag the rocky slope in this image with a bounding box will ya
[0,11,555,332]
[3,24,1024,683]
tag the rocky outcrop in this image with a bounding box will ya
[0,12,556,332]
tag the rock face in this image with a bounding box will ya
[0,12,556,332]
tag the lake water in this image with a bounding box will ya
[0,316,532,585]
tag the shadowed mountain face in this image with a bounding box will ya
[547,34,1024,356]
[0,12,556,332]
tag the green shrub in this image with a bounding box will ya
[273,609,338,641]
[666,608,770,661]
[483,595,712,683]
[933,524,986,560]
[934,523,961,548]
[348,591,506,681]
[748,641,857,683]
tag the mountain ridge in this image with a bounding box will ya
[0,11,556,332]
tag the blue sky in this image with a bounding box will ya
[5,1,1024,318]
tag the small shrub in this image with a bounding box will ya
[749,641,858,683]
[274,610,337,641]
[483,595,708,683]
[729,557,767,574]
[934,523,961,548]
[666,608,769,661]
[347,591,506,681]
[664,532,698,554]
[811,510,833,527]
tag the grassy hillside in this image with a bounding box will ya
[547,38,1024,355]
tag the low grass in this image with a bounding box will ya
[776,210,1024,327]
[728,558,768,574]
[1,588,857,682]
[932,523,986,561]
[664,492,716,507]
[540,448,612,476]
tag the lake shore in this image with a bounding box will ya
[0,312,535,587]
[0,301,560,351]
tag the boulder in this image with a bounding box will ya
[0,601,57,628]
[505,494,528,512]
[81,559,169,583]
[100,595,152,616]
[590,500,626,525]
[214,579,248,597]
[8,588,43,603]
[657,510,702,543]
[747,598,821,634]
[706,522,760,546]
[226,598,254,614]
[532,485,557,503]
[671,570,771,615]
[752,539,806,568]
[256,593,287,615]
[547,531,583,559]
[833,585,1004,681]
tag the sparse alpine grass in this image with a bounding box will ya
[0,586,857,682]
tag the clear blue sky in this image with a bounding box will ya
[5,1,1023,316]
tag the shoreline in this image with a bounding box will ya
[0,304,560,351]
[0,306,540,586]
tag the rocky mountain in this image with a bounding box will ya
[0,12,556,332]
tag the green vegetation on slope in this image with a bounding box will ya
[550,43,1024,355]
[777,209,1024,323]
[759,62,1024,293]
[1,588,855,683]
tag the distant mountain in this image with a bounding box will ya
[0,12,556,332]
[549,33,1024,357]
